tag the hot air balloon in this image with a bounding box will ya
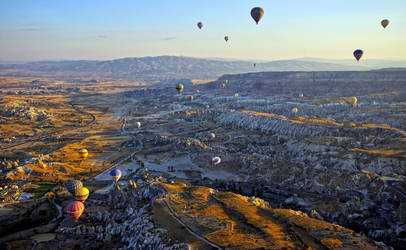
[197,22,203,29]
[353,49,364,61]
[292,108,299,114]
[221,83,226,88]
[234,93,239,97]
[251,7,264,25]
[188,95,194,101]
[74,187,89,202]
[135,122,141,129]
[299,93,304,98]
[66,180,83,196]
[254,63,256,67]
[347,97,358,106]
[381,19,389,28]
[212,157,221,166]
[79,149,88,160]
[196,90,200,94]
[224,80,228,84]
[176,83,184,94]
[224,36,229,42]
[110,169,122,183]
[209,132,216,139]
[66,201,84,222]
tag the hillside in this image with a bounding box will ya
[0,56,369,81]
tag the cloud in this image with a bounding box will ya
[162,37,176,41]
[17,27,40,32]
[96,35,109,39]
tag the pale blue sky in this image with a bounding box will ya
[0,0,405,61]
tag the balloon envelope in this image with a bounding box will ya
[348,97,358,106]
[135,122,141,129]
[74,187,89,202]
[197,22,203,29]
[79,149,88,159]
[381,19,389,28]
[110,169,122,182]
[188,96,194,101]
[292,108,299,114]
[251,7,264,24]
[66,180,83,196]
[353,49,364,61]
[212,157,221,166]
[224,36,229,42]
[221,83,226,88]
[176,83,184,94]
[66,201,84,222]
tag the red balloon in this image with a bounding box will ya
[66,201,84,222]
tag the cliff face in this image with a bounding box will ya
[209,70,406,98]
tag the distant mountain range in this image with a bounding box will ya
[0,56,405,81]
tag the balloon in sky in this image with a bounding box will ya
[188,95,194,101]
[66,201,84,222]
[176,83,184,94]
[197,22,203,29]
[110,169,122,183]
[66,180,83,196]
[74,187,89,203]
[353,49,364,61]
[212,156,221,166]
[220,83,226,88]
[79,149,88,160]
[292,107,299,114]
[135,122,141,129]
[224,80,228,84]
[253,63,256,67]
[299,93,304,98]
[196,90,200,94]
[251,7,264,24]
[381,19,389,28]
[224,36,229,42]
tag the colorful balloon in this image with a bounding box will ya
[197,22,203,29]
[66,201,84,222]
[221,83,226,88]
[135,122,141,129]
[66,180,83,196]
[176,83,184,94]
[251,7,264,25]
[188,95,194,101]
[195,90,200,94]
[353,49,364,61]
[381,19,389,28]
[299,93,304,98]
[79,149,88,160]
[74,187,89,202]
[292,108,298,114]
[224,36,229,42]
[110,169,122,183]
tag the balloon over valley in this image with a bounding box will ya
[0,1,405,249]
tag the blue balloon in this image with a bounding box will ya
[66,180,83,196]
[353,49,364,61]
[110,169,122,182]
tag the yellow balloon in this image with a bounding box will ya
[74,187,89,202]
[79,149,88,159]
[347,97,358,106]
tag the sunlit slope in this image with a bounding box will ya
[160,183,377,249]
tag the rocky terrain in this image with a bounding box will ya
[1,70,406,249]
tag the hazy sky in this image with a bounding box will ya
[1,0,405,61]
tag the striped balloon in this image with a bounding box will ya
[110,169,122,183]
[66,180,83,196]
[74,187,89,202]
[66,201,84,222]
